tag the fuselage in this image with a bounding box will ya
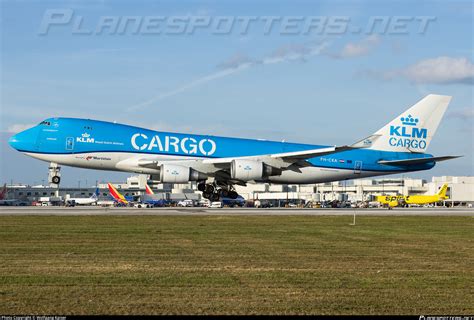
[376,194,445,207]
[376,184,448,207]
[8,117,436,184]
[67,197,97,205]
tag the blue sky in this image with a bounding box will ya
[1,0,473,186]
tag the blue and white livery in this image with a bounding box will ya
[8,94,460,200]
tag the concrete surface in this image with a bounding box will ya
[0,206,472,216]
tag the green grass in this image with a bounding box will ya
[0,215,473,315]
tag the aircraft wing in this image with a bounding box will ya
[134,146,352,174]
[202,145,352,168]
[378,155,461,166]
[133,145,352,181]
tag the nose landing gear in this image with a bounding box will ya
[51,175,61,185]
[48,163,61,186]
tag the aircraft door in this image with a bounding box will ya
[354,161,362,174]
[66,137,74,151]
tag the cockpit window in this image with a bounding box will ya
[40,121,51,126]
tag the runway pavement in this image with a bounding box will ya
[0,206,472,216]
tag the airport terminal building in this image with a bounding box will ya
[3,175,473,206]
[235,176,474,206]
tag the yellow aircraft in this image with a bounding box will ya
[376,184,448,207]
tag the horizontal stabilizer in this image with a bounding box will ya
[378,155,461,166]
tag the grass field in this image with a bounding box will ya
[0,215,473,315]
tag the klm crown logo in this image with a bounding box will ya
[77,132,94,143]
[389,114,427,150]
[400,115,419,126]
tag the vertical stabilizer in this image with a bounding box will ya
[0,184,6,200]
[437,184,449,199]
[353,94,452,153]
[145,184,154,195]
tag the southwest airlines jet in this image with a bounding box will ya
[107,183,129,205]
[9,94,460,201]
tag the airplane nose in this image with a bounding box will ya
[8,127,38,151]
[8,134,20,150]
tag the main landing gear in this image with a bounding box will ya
[197,181,239,201]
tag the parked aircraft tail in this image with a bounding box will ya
[437,183,449,199]
[90,187,99,200]
[0,184,6,200]
[107,183,129,204]
[145,184,154,195]
[352,94,452,153]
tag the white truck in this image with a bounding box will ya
[177,199,194,207]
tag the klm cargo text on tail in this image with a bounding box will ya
[389,115,428,150]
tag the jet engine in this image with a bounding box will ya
[230,159,281,181]
[159,164,207,183]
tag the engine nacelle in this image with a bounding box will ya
[159,164,207,183]
[230,159,281,181]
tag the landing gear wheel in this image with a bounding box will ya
[197,183,206,192]
[210,193,220,202]
[204,184,215,194]
[52,176,61,184]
